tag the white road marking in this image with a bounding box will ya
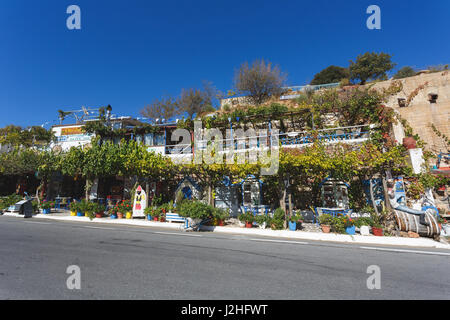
[153,231,202,237]
[23,221,52,225]
[248,238,308,245]
[81,226,117,230]
[360,246,450,256]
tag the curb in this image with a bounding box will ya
[3,212,450,250]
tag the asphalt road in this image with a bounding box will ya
[0,216,449,299]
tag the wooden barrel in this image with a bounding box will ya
[394,210,440,237]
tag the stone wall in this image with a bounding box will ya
[369,71,450,154]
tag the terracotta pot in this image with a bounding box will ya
[159,217,166,222]
[117,212,124,219]
[372,227,383,236]
[321,225,331,233]
[95,212,103,218]
[403,136,417,150]
[218,220,225,226]
[245,221,253,228]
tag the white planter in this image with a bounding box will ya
[360,225,370,236]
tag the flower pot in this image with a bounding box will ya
[95,212,103,218]
[42,208,50,214]
[77,212,84,217]
[245,221,253,228]
[321,225,331,233]
[126,212,132,219]
[360,225,370,236]
[372,227,383,236]
[345,225,356,235]
[153,216,159,221]
[288,221,297,231]
[110,214,117,219]
[70,211,77,216]
[117,212,124,219]
[146,215,152,221]
[159,217,166,222]
[218,220,225,226]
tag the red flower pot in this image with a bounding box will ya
[245,221,253,228]
[95,212,103,218]
[160,217,166,222]
[218,220,225,226]
[372,227,383,236]
[153,217,159,221]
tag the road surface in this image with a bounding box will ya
[0,216,449,299]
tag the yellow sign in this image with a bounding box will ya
[61,127,84,135]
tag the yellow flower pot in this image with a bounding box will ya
[70,211,77,216]
[126,211,133,219]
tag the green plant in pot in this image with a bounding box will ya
[69,201,79,216]
[270,208,285,230]
[93,202,105,218]
[84,202,95,221]
[212,207,229,226]
[371,214,384,236]
[319,214,333,233]
[255,214,271,229]
[239,212,255,228]
[288,213,304,231]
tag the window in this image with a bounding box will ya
[154,133,165,146]
[398,98,406,108]
[428,93,438,103]
[135,135,143,144]
[144,133,153,146]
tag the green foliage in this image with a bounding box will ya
[354,217,374,227]
[310,65,349,85]
[39,200,54,210]
[212,207,229,221]
[288,212,304,223]
[238,212,255,223]
[349,52,396,84]
[393,66,417,79]
[318,214,333,225]
[0,194,22,211]
[177,200,214,220]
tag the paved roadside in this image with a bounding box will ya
[2,212,450,250]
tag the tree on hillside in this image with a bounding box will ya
[177,81,217,119]
[140,95,179,121]
[349,52,396,85]
[310,65,349,85]
[234,59,287,105]
[393,66,417,79]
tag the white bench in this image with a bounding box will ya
[165,212,186,223]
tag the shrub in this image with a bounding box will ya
[212,207,229,221]
[288,213,304,223]
[177,200,213,220]
[238,212,254,223]
[0,194,22,211]
[354,217,374,227]
[270,208,286,230]
[318,214,333,225]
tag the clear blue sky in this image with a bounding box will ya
[1,0,449,128]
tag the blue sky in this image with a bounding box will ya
[0,0,449,128]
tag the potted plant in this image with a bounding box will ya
[109,205,118,219]
[84,202,95,221]
[319,214,333,233]
[288,213,304,231]
[69,201,78,216]
[270,208,285,230]
[40,200,53,214]
[212,208,229,226]
[255,214,270,229]
[354,217,373,235]
[371,214,384,236]
[144,207,153,221]
[239,212,254,228]
[343,216,355,235]
[93,202,105,218]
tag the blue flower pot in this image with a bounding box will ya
[147,215,152,221]
[346,226,356,235]
[42,208,50,214]
[77,212,85,217]
[288,221,297,231]
[110,214,117,219]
